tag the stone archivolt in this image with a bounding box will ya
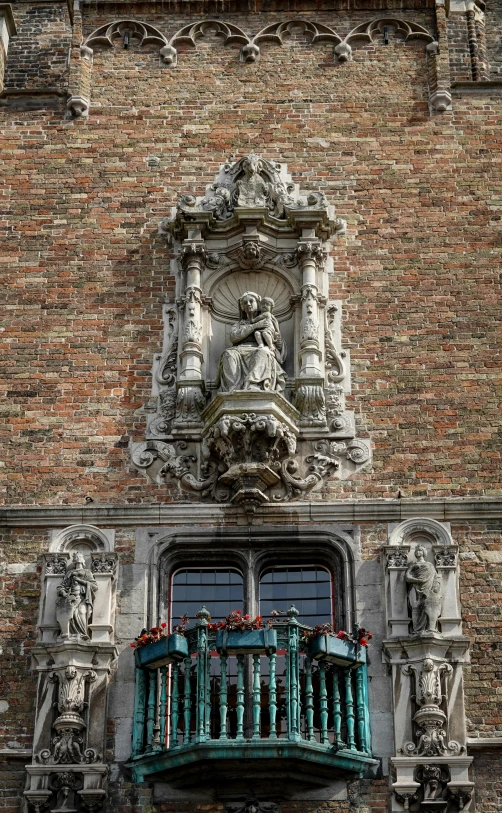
[131,154,371,512]
[67,17,447,118]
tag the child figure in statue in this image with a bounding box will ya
[251,297,280,354]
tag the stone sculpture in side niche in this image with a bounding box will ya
[405,545,442,634]
[383,519,473,813]
[56,553,98,640]
[131,153,372,512]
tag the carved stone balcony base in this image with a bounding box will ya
[128,740,377,787]
[202,391,300,437]
[201,391,300,509]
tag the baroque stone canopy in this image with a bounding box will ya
[131,154,371,512]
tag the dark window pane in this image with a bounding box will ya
[259,566,333,627]
[170,568,244,628]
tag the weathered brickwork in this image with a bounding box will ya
[2,9,501,505]
[3,2,71,90]
[1,0,501,811]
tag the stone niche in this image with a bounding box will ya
[25,525,118,813]
[383,519,473,813]
[131,154,371,511]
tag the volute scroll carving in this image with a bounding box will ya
[132,154,372,512]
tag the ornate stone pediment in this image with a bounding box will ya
[131,154,371,511]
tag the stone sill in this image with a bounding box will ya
[467,737,502,749]
[1,498,502,527]
[452,80,502,91]
[0,749,32,761]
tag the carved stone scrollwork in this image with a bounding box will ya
[45,556,68,575]
[435,548,457,568]
[387,549,409,568]
[90,554,117,575]
[37,667,99,765]
[295,385,326,426]
[448,787,473,810]
[225,800,280,813]
[325,304,347,385]
[402,659,464,758]
[131,440,219,495]
[171,153,334,227]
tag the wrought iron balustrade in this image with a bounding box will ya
[129,611,375,782]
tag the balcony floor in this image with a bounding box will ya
[128,739,378,786]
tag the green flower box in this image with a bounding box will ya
[308,634,366,667]
[135,634,188,669]
[216,628,277,656]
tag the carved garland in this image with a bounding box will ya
[67,17,443,117]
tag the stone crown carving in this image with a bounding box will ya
[131,154,371,512]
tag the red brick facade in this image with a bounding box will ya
[0,0,501,811]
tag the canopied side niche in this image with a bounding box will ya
[131,154,372,511]
[25,526,118,813]
[382,519,473,812]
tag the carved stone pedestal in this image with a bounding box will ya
[201,392,299,510]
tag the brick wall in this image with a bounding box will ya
[1,0,502,811]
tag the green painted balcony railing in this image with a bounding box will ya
[128,608,375,783]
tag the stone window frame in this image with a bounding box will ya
[150,527,357,634]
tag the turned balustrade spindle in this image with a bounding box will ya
[344,669,356,750]
[159,666,168,747]
[219,654,228,739]
[305,656,315,742]
[183,655,192,744]
[236,654,245,740]
[268,652,277,739]
[146,670,157,751]
[332,667,343,749]
[132,667,146,757]
[252,654,261,739]
[170,663,180,748]
[319,661,329,745]
[355,665,366,751]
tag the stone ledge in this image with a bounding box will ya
[452,80,502,91]
[0,749,32,761]
[1,498,502,527]
[467,737,502,749]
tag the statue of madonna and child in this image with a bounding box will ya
[216,291,287,393]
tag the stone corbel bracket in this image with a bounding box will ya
[68,20,169,117]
